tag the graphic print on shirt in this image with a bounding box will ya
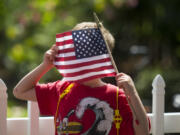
[57,97,114,135]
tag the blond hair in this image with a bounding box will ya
[72,22,115,51]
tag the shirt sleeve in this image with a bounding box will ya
[118,92,134,135]
[35,81,60,116]
[118,89,151,134]
[148,116,151,131]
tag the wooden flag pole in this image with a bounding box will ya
[93,12,119,74]
[93,12,138,123]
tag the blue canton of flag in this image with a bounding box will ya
[72,28,108,59]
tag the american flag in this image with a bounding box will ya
[54,28,116,82]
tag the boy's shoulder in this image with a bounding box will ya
[106,83,125,95]
[39,80,70,91]
[47,81,125,95]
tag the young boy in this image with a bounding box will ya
[13,22,150,135]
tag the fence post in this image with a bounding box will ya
[152,74,165,135]
[28,101,39,135]
[0,79,7,135]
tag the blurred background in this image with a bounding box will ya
[0,0,180,121]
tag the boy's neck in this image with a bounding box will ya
[81,78,107,88]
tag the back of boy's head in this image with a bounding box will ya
[72,22,115,51]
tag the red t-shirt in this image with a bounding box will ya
[35,81,134,135]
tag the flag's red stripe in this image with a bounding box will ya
[55,58,111,69]
[56,31,72,38]
[61,65,115,77]
[56,40,74,46]
[58,48,75,53]
[69,72,117,83]
[55,56,76,61]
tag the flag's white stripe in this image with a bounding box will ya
[57,52,75,57]
[56,35,73,42]
[55,54,110,65]
[62,69,115,81]
[58,44,74,50]
[58,62,112,73]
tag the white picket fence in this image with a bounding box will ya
[0,75,180,135]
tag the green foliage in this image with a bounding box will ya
[7,100,27,117]
[135,66,162,97]
[135,66,180,112]
[0,0,180,112]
